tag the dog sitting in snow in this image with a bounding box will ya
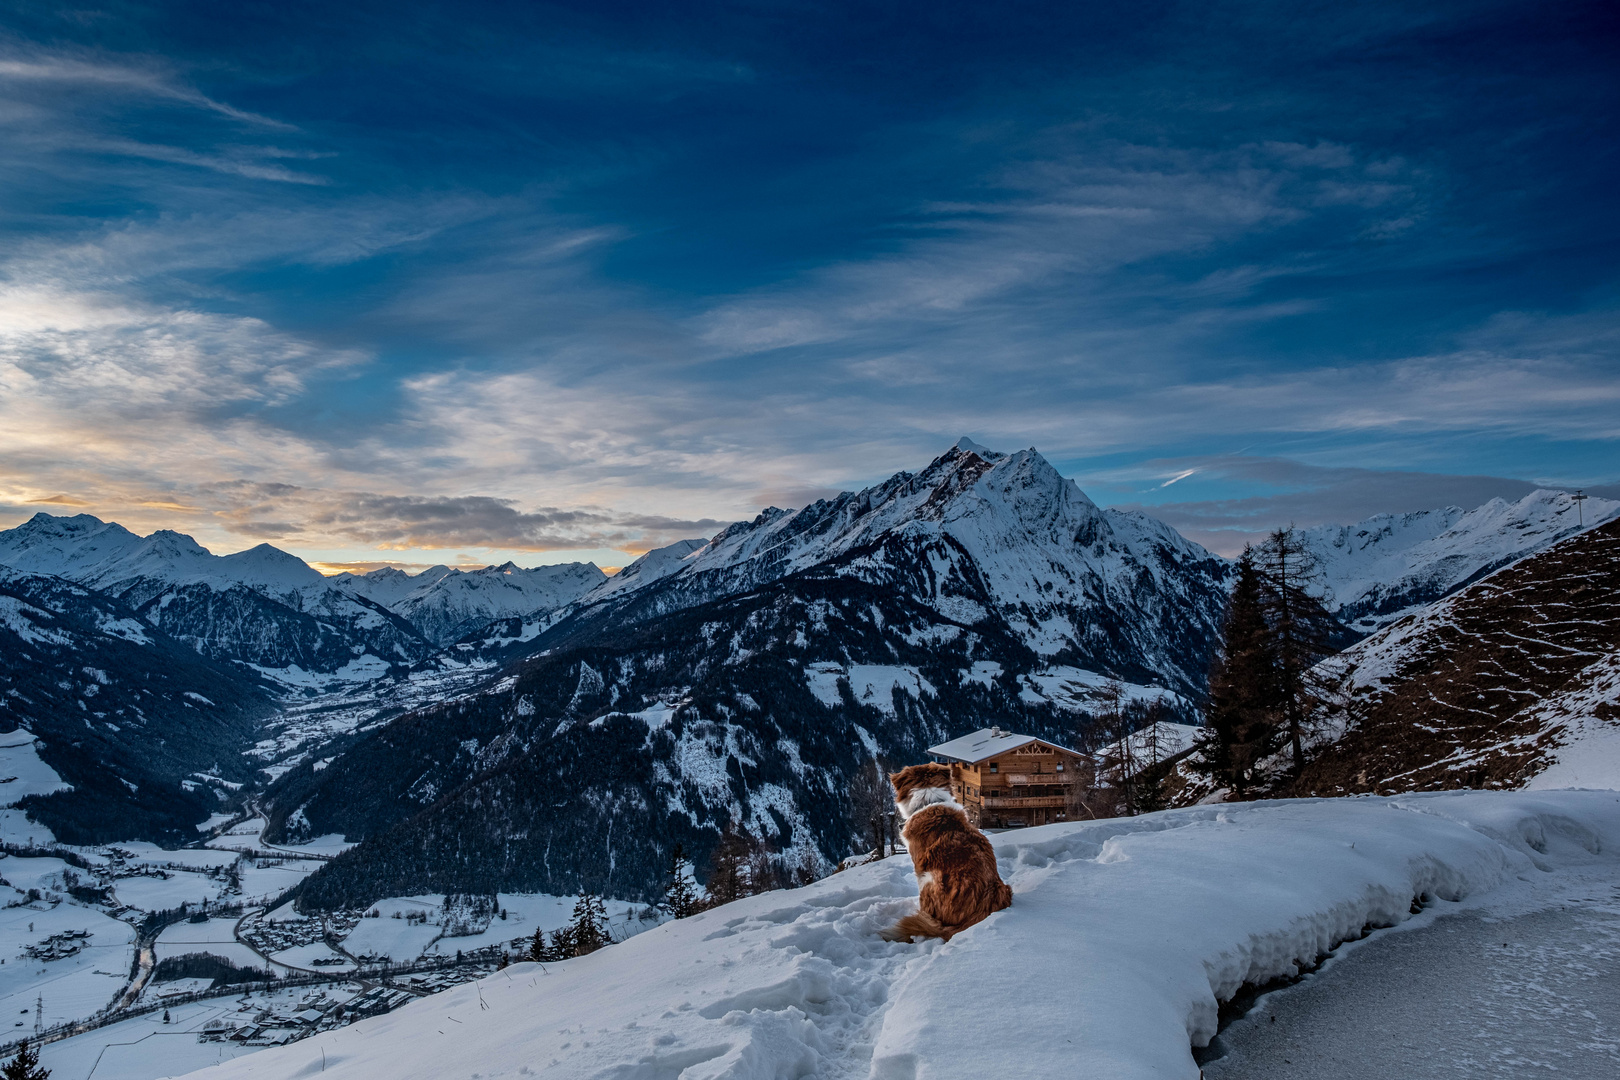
[882,762,1012,942]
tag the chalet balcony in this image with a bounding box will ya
[982,795,1068,808]
[1007,774,1074,786]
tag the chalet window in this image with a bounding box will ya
[1056,763,1064,771]
[989,763,998,773]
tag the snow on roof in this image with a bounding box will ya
[928,727,1077,763]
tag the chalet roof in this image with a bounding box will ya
[928,727,1078,764]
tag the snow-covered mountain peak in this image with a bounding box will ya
[0,512,144,579]
[953,434,1005,460]
[588,537,709,598]
[220,542,327,596]
[389,559,607,645]
[545,441,1230,693]
[1299,486,1620,632]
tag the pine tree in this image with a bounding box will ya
[659,844,705,919]
[525,926,547,963]
[1,1040,48,1080]
[1253,528,1339,773]
[568,893,609,956]
[1198,549,1280,794]
[547,925,575,960]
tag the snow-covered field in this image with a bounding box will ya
[111,872,227,912]
[0,897,135,1031]
[154,918,263,971]
[341,893,648,963]
[39,986,347,1080]
[0,730,72,806]
[181,789,1620,1080]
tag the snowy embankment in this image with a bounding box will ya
[186,790,1620,1080]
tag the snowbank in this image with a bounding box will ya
[181,790,1620,1080]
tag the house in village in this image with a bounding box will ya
[927,727,1086,829]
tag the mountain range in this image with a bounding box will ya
[0,439,1611,884]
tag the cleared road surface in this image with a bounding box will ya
[1202,863,1620,1079]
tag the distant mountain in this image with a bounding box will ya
[0,514,430,681]
[1284,514,1620,796]
[334,561,605,646]
[0,566,272,843]
[1298,489,1618,633]
[0,514,603,681]
[457,440,1234,698]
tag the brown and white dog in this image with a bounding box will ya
[882,763,1012,942]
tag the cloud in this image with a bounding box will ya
[212,486,725,552]
[0,55,293,128]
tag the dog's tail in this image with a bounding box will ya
[881,910,952,943]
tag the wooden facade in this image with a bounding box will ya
[929,728,1085,829]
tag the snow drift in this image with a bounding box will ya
[184,789,1620,1080]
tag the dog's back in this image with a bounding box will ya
[885,763,1012,942]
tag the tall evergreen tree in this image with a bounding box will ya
[568,893,609,956]
[525,926,548,963]
[659,844,705,919]
[1253,528,1339,773]
[1,1040,48,1080]
[1198,549,1280,794]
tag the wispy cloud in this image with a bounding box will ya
[0,55,293,129]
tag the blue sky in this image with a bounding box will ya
[0,0,1615,567]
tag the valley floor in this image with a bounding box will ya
[177,788,1620,1080]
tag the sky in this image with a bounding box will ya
[0,0,1616,569]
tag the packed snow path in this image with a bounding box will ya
[184,790,1620,1080]
[1201,858,1620,1078]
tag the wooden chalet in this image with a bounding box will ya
[928,727,1085,829]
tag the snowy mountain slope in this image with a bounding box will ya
[186,790,1620,1080]
[1522,650,1620,791]
[0,515,602,674]
[517,440,1234,698]
[587,536,707,597]
[1285,514,1620,797]
[271,563,1104,908]
[0,514,325,602]
[385,561,605,645]
[1299,489,1618,633]
[0,566,272,843]
[330,564,454,608]
[270,443,1238,907]
[0,513,432,677]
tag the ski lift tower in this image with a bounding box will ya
[1572,489,1588,528]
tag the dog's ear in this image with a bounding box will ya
[887,770,905,789]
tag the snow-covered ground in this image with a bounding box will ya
[110,872,228,912]
[0,895,135,1032]
[154,919,263,971]
[39,985,352,1080]
[0,730,72,806]
[181,789,1620,1080]
[340,893,648,963]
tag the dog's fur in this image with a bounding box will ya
[882,763,1012,942]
